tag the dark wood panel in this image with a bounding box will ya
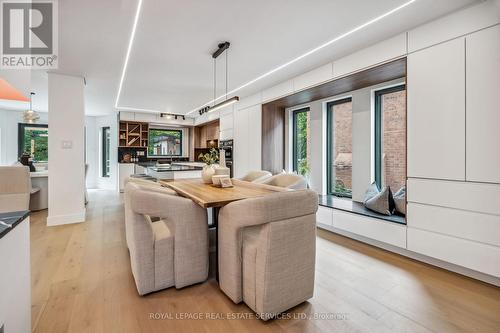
[261,58,406,173]
[265,58,406,109]
[261,103,285,174]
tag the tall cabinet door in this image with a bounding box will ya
[466,25,500,183]
[407,38,465,180]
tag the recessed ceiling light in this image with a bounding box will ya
[185,0,418,115]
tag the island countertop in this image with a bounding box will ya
[0,210,30,239]
[136,162,203,172]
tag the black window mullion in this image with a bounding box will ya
[326,98,352,198]
[374,84,405,189]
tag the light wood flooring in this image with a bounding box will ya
[30,190,500,332]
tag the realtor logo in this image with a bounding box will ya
[1,0,58,69]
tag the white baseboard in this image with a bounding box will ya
[47,209,86,226]
[317,223,500,287]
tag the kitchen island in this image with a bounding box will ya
[119,161,204,191]
[139,162,203,180]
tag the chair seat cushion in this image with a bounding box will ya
[242,225,261,311]
[153,220,175,290]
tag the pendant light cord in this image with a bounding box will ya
[225,49,228,101]
[30,92,35,110]
[213,59,216,107]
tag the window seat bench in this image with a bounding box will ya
[318,195,406,225]
[317,195,407,249]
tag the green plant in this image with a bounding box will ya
[333,180,352,198]
[298,158,310,177]
[198,148,219,165]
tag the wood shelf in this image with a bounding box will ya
[119,121,149,147]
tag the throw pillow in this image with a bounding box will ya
[363,182,395,216]
[393,186,406,216]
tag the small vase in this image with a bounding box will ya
[201,164,216,184]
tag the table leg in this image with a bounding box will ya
[212,207,220,282]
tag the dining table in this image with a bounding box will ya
[159,178,289,280]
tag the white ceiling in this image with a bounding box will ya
[0,0,479,116]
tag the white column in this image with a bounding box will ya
[47,73,86,226]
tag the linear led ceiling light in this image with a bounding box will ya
[197,42,239,115]
[186,0,418,116]
[114,0,143,109]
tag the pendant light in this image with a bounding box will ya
[23,92,40,124]
[199,42,239,115]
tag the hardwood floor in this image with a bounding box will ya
[31,190,500,332]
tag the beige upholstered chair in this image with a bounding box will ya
[0,166,31,213]
[123,180,177,250]
[240,170,272,183]
[260,173,308,190]
[124,182,208,295]
[218,190,318,320]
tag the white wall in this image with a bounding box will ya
[47,73,86,226]
[85,116,98,188]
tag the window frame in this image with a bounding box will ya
[18,123,49,162]
[292,107,310,174]
[147,128,183,157]
[326,97,353,198]
[102,126,110,178]
[374,84,406,189]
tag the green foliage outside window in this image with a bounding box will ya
[294,110,310,177]
[21,126,48,162]
[333,179,352,198]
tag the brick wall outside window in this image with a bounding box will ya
[331,101,353,190]
[381,90,406,192]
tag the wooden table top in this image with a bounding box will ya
[159,178,289,208]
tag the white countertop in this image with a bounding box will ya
[173,162,205,167]
[30,170,48,178]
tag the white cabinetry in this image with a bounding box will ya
[219,108,234,140]
[332,210,407,248]
[316,206,333,226]
[407,228,500,278]
[0,218,31,333]
[407,38,465,181]
[120,111,135,121]
[134,112,157,123]
[466,25,500,183]
[333,33,406,78]
[407,178,500,278]
[233,105,261,178]
[293,64,332,92]
[119,163,135,192]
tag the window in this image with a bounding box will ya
[148,128,183,157]
[292,108,310,176]
[18,123,48,162]
[327,98,353,198]
[374,85,406,191]
[102,127,110,177]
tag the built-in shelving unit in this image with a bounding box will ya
[119,121,149,148]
